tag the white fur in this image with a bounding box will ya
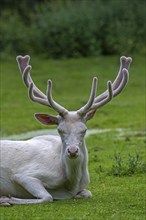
[0,112,92,205]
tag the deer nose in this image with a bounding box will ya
[67,146,79,157]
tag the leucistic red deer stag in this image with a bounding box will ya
[0,55,132,206]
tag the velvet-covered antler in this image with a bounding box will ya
[17,55,132,118]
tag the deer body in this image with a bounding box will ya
[0,55,132,205]
[0,112,90,204]
[1,136,89,201]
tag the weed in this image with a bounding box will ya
[109,152,146,176]
[95,165,105,174]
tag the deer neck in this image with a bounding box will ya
[63,141,88,191]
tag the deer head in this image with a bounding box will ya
[16,55,132,158]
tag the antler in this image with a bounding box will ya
[77,56,132,115]
[17,55,132,118]
[16,55,68,115]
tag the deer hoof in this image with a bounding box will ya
[0,197,13,206]
[75,189,92,199]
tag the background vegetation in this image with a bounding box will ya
[0,0,146,58]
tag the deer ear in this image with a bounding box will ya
[34,113,59,125]
[84,109,96,121]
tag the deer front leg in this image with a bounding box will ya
[4,174,53,205]
[75,189,92,199]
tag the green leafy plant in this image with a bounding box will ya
[109,152,146,176]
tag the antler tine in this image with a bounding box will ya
[23,65,47,100]
[47,80,68,115]
[112,68,129,97]
[16,55,51,106]
[77,77,97,115]
[112,56,132,90]
[22,65,32,87]
[91,81,113,110]
[29,83,50,106]
[16,55,30,74]
[91,56,132,105]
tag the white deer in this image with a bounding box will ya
[0,55,132,205]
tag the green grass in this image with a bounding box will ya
[0,174,145,220]
[0,55,145,219]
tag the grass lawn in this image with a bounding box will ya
[0,55,145,219]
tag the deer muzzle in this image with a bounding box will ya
[67,146,79,158]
